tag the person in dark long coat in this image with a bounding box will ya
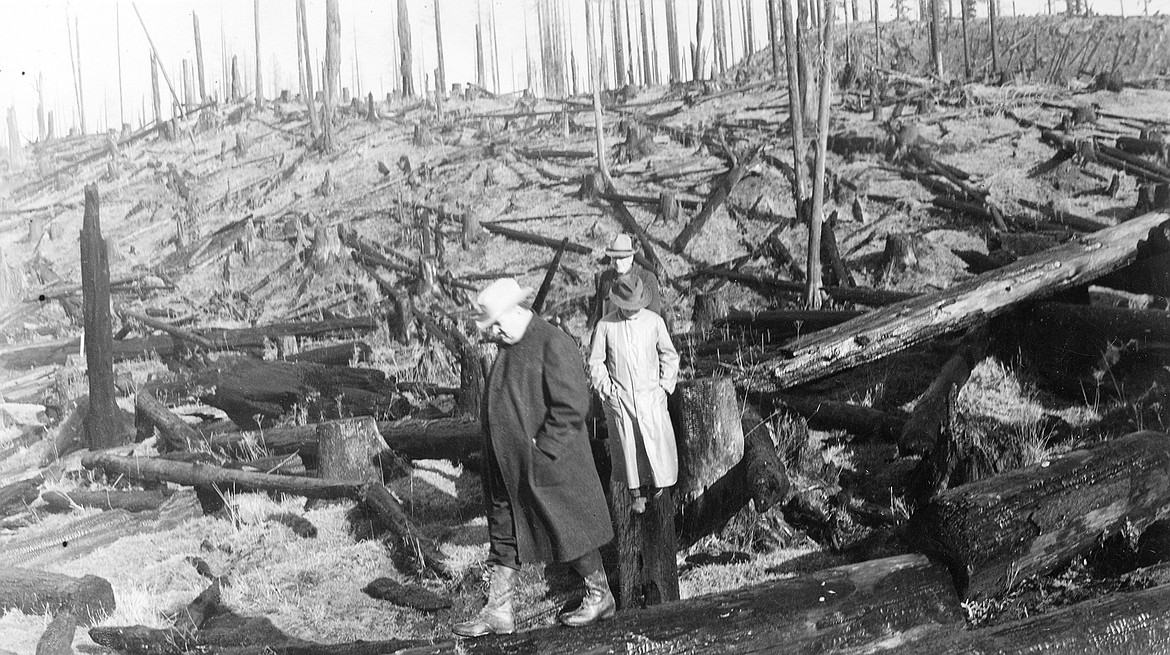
[588,233,663,329]
[452,278,616,638]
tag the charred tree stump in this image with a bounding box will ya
[820,212,853,287]
[692,289,729,334]
[361,484,450,577]
[80,184,121,450]
[36,610,76,655]
[911,430,1170,599]
[880,233,918,284]
[456,342,492,419]
[0,568,115,626]
[462,209,485,250]
[316,417,386,484]
[606,437,679,609]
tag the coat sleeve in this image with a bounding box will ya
[656,315,680,394]
[587,321,614,399]
[534,332,591,461]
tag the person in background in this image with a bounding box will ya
[452,278,616,638]
[588,275,680,514]
[589,233,662,329]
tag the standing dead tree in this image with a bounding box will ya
[253,0,262,108]
[323,0,340,152]
[80,185,121,450]
[665,0,681,83]
[693,0,707,80]
[586,0,611,183]
[433,0,447,99]
[397,0,415,97]
[296,0,320,139]
[805,0,835,309]
[193,12,207,102]
[613,0,628,86]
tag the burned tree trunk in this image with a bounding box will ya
[136,392,200,452]
[692,289,729,334]
[0,568,115,626]
[760,211,1170,389]
[456,343,492,419]
[253,0,263,108]
[41,489,173,513]
[397,0,414,97]
[80,184,121,450]
[322,0,340,152]
[899,329,986,456]
[361,483,450,577]
[672,377,746,537]
[911,431,1170,599]
[665,0,681,83]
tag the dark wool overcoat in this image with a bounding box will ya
[482,316,614,564]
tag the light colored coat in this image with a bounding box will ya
[588,308,680,490]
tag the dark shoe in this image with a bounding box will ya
[559,567,616,627]
[453,565,516,637]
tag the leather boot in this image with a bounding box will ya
[452,565,516,637]
[559,564,616,627]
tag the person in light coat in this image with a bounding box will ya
[588,274,680,514]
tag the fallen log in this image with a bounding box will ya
[452,554,962,654]
[136,392,201,452]
[1031,301,1170,343]
[36,610,77,655]
[0,567,115,626]
[602,181,666,276]
[911,430,1170,599]
[480,222,593,254]
[202,417,482,463]
[0,476,43,520]
[715,309,863,337]
[697,268,916,307]
[899,328,987,457]
[41,489,173,513]
[81,452,365,500]
[756,211,1170,389]
[760,394,909,443]
[361,484,450,577]
[886,581,1170,654]
[120,309,217,351]
[671,162,749,254]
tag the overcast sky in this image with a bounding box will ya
[1,0,1167,142]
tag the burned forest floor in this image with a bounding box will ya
[2,15,1170,654]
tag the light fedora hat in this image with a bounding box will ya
[605,234,638,258]
[609,275,650,311]
[475,278,534,329]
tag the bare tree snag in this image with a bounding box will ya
[136,392,200,452]
[585,0,610,183]
[317,417,386,484]
[758,211,1170,390]
[397,0,414,96]
[820,213,852,287]
[297,0,319,138]
[322,0,340,152]
[672,163,748,254]
[665,0,681,83]
[768,0,781,78]
[0,568,115,626]
[80,185,120,451]
[805,0,834,309]
[928,0,943,78]
[81,452,366,500]
[453,554,961,654]
[192,14,207,102]
[781,0,808,229]
[230,55,241,100]
[433,0,447,100]
[612,0,627,87]
[693,0,707,80]
[989,0,1000,73]
[253,0,263,108]
[912,430,1170,599]
[456,344,492,420]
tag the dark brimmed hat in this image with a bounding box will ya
[609,275,649,311]
[605,234,637,258]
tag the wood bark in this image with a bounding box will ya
[665,0,681,83]
[433,0,447,99]
[80,184,120,450]
[899,330,986,456]
[316,417,386,484]
[297,0,320,139]
[758,211,1170,389]
[361,483,450,577]
[781,0,808,226]
[481,222,593,254]
[82,452,366,500]
[693,0,707,80]
[0,568,115,627]
[692,290,730,334]
[0,476,42,520]
[397,0,414,96]
[452,554,962,654]
[888,582,1170,654]
[36,610,76,655]
[231,55,241,101]
[805,0,834,309]
[531,238,570,314]
[456,344,492,420]
[763,393,909,442]
[716,308,861,337]
[607,440,679,610]
[911,430,1170,599]
[612,0,628,86]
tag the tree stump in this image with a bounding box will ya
[0,568,115,626]
[456,341,494,419]
[691,290,728,335]
[310,224,342,271]
[235,132,251,158]
[316,417,386,484]
[367,92,378,121]
[658,190,681,224]
[671,377,745,504]
[606,442,679,610]
[880,233,918,284]
[462,209,485,250]
[80,185,121,451]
